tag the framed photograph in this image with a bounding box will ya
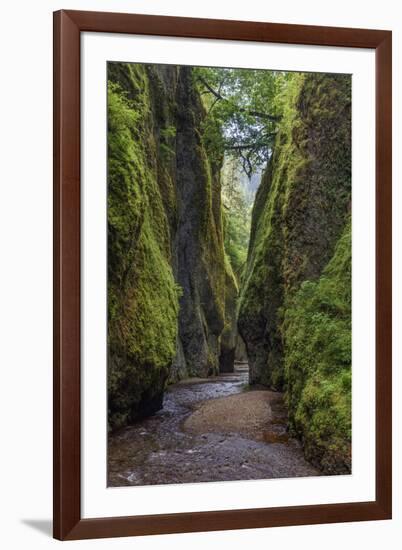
[53,10,392,540]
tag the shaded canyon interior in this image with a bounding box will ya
[107,62,351,476]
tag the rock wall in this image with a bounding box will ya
[107,63,235,429]
[173,67,226,379]
[284,219,351,473]
[238,73,351,472]
[219,257,238,373]
[235,334,248,362]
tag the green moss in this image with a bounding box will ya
[107,64,180,430]
[238,72,351,472]
[239,72,351,390]
[171,66,227,377]
[219,254,239,372]
[238,77,309,386]
[283,220,351,473]
[108,62,230,423]
[200,162,226,336]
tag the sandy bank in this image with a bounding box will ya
[184,390,277,439]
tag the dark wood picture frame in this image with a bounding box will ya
[53,9,392,541]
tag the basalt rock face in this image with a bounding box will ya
[219,259,238,373]
[107,63,229,429]
[235,334,248,363]
[107,63,180,430]
[238,73,352,472]
[173,67,226,379]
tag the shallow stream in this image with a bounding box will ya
[108,364,319,486]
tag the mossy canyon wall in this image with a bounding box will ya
[107,64,352,475]
[238,73,351,473]
[107,63,237,430]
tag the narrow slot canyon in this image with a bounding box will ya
[107,61,352,486]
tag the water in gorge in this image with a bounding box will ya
[108,363,319,486]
